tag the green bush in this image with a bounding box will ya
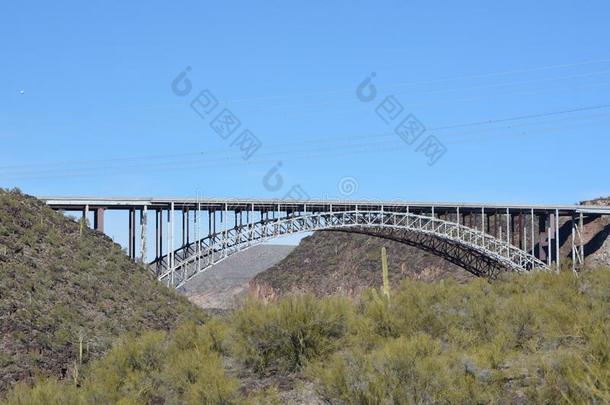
[4,267,609,403]
[4,378,82,405]
[313,334,497,404]
[4,323,240,405]
[312,268,610,404]
[229,294,354,374]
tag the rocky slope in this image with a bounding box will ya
[0,189,206,394]
[580,196,610,267]
[181,244,295,309]
[249,231,474,300]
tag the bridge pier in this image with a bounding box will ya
[168,202,175,285]
[570,212,585,273]
[155,209,163,260]
[128,208,136,260]
[517,212,523,249]
[140,207,147,263]
[548,211,555,267]
[506,208,511,245]
[548,212,555,267]
[93,208,105,232]
[555,209,560,270]
[530,209,535,255]
[82,204,89,226]
[182,209,190,246]
[538,215,547,263]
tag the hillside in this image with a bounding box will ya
[250,231,474,300]
[181,244,295,309]
[0,189,206,394]
[580,196,610,267]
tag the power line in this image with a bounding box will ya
[3,112,608,182]
[2,103,609,180]
[226,57,610,104]
[430,103,610,131]
[237,69,610,112]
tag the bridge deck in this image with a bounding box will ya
[40,196,610,215]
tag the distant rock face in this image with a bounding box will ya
[580,197,610,267]
[249,231,474,301]
[181,244,295,309]
[581,197,610,207]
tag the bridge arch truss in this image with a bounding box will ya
[153,210,548,288]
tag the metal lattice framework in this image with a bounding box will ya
[153,210,549,288]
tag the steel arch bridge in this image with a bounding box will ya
[42,197,610,289]
[153,210,547,288]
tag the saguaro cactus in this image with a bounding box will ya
[381,247,390,300]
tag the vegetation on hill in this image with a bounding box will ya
[250,231,473,300]
[6,268,609,404]
[0,189,206,394]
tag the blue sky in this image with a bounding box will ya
[2,1,609,206]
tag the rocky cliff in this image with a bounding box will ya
[249,231,474,300]
[579,196,610,267]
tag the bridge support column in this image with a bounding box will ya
[548,212,554,267]
[555,209,560,271]
[518,212,524,250]
[93,208,105,232]
[128,208,136,260]
[485,210,490,234]
[195,203,201,272]
[509,212,516,246]
[571,214,582,274]
[208,210,213,236]
[506,208,510,245]
[140,206,147,263]
[455,207,460,237]
[538,215,547,262]
[569,212,587,272]
[250,203,255,246]
[182,209,189,246]
[530,208,536,257]
[578,212,584,269]
[83,205,89,227]
[223,203,228,258]
[155,209,163,259]
[169,203,175,286]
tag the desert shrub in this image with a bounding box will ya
[230,294,354,374]
[3,260,608,403]
[310,268,610,404]
[314,333,497,404]
[5,323,240,404]
[83,323,239,404]
[3,378,82,405]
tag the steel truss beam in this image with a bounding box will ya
[153,210,549,288]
